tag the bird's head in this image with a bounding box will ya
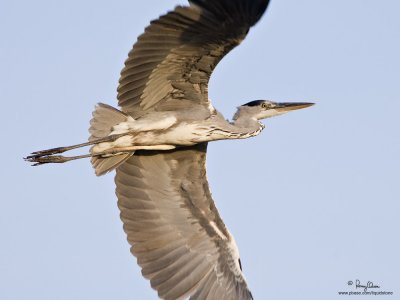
[235,100,314,121]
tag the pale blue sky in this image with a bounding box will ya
[1,1,399,299]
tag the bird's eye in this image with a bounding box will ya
[261,103,269,109]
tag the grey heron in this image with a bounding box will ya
[26,0,313,299]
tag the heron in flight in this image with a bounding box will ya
[26,0,313,299]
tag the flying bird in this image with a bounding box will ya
[26,0,313,299]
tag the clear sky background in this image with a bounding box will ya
[1,1,399,299]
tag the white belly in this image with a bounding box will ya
[157,123,231,145]
[91,119,242,154]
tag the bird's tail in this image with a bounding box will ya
[88,103,134,176]
[25,103,134,176]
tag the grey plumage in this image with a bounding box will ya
[118,0,269,115]
[25,0,315,299]
[117,144,252,299]
[115,1,270,298]
[89,103,133,175]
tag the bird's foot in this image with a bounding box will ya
[24,154,74,166]
[29,146,69,157]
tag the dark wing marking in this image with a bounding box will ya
[115,144,253,300]
[117,0,270,115]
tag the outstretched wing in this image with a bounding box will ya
[117,0,270,114]
[115,1,271,298]
[116,144,253,300]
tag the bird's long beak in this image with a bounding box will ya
[275,102,315,112]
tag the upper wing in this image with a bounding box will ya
[115,143,253,300]
[117,0,270,115]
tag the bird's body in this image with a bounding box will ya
[91,104,265,156]
[26,0,314,299]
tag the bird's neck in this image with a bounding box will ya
[230,111,265,138]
